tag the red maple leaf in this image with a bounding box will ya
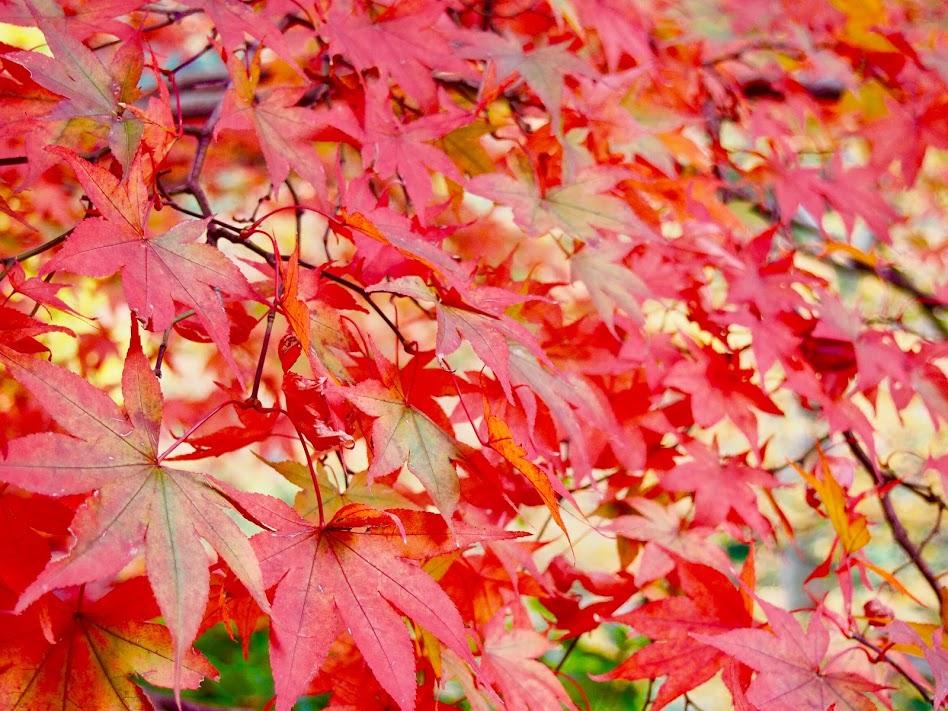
[41,148,253,380]
[478,614,579,710]
[596,560,754,709]
[660,439,776,537]
[0,323,270,688]
[696,601,886,711]
[608,497,732,586]
[0,577,214,709]
[322,0,466,109]
[248,501,513,711]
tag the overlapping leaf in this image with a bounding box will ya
[0,577,214,709]
[597,561,753,709]
[0,324,269,688]
[249,502,507,711]
[696,602,885,711]
[343,378,461,520]
[41,148,252,379]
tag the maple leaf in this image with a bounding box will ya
[439,119,496,176]
[0,489,73,608]
[366,275,546,399]
[8,4,146,171]
[0,0,145,40]
[570,240,649,334]
[506,343,618,481]
[572,0,654,71]
[0,577,215,709]
[0,2,944,709]
[765,159,832,230]
[41,148,253,380]
[792,452,870,555]
[478,615,579,710]
[322,0,466,109]
[596,561,753,710]
[0,324,270,688]
[217,55,360,193]
[361,81,466,223]
[468,166,649,244]
[306,634,419,710]
[866,96,948,186]
[180,0,299,69]
[696,602,885,711]
[885,621,947,709]
[661,440,776,538]
[485,411,569,538]
[9,5,116,120]
[282,371,352,452]
[0,306,71,354]
[819,163,900,244]
[332,186,468,288]
[280,247,311,355]
[167,402,280,461]
[261,456,415,523]
[0,40,60,124]
[609,498,732,586]
[249,502,496,711]
[5,262,77,316]
[452,31,591,138]
[665,346,782,457]
[343,378,460,520]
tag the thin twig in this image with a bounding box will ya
[167,43,215,75]
[734,190,948,338]
[92,8,203,50]
[250,310,276,401]
[850,632,933,704]
[554,636,580,673]
[156,399,238,461]
[0,229,72,282]
[320,271,417,354]
[642,678,654,711]
[154,309,195,377]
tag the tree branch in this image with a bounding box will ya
[844,431,944,616]
[849,631,933,705]
[729,188,948,338]
[0,229,72,282]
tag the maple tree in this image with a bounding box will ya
[0,0,945,709]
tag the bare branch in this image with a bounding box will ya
[844,431,945,616]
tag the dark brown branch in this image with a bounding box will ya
[813,247,948,339]
[702,41,807,67]
[92,8,203,50]
[849,632,933,704]
[156,186,241,235]
[250,309,276,402]
[554,636,580,673]
[481,0,495,30]
[844,431,944,615]
[727,188,948,338]
[183,131,215,217]
[167,45,215,75]
[169,65,231,218]
[319,271,417,354]
[211,229,417,355]
[0,229,72,282]
[154,309,195,377]
[284,179,304,249]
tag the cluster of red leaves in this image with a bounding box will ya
[0,0,946,709]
